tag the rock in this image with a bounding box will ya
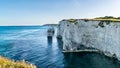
[112,53,117,59]
[57,19,120,60]
[56,35,62,39]
[47,28,55,37]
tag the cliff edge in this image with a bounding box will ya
[57,19,120,60]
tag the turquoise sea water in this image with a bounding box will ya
[0,26,120,68]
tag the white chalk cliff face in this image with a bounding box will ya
[57,19,120,59]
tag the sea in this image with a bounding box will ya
[0,26,120,68]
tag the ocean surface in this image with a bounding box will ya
[0,26,120,68]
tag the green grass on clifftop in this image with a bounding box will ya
[90,19,120,22]
[90,16,120,22]
[67,19,77,23]
[67,16,120,23]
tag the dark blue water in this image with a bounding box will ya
[0,26,120,68]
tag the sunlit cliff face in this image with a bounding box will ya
[57,19,120,60]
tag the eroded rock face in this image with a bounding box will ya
[47,28,55,37]
[57,19,120,59]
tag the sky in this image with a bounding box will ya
[0,0,120,26]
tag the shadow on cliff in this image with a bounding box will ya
[57,38,63,50]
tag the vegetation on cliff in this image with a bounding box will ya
[95,16,120,19]
[0,56,36,68]
[93,16,120,22]
[67,16,120,23]
[68,19,77,23]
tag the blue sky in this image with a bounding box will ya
[0,0,120,25]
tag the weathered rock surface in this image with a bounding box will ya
[47,28,55,37]
[57,19,120,60]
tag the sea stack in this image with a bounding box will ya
[47,28,55,38]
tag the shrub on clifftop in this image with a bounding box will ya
[68,19,77,23]
[95,16,120,19]
[0,56,36,68]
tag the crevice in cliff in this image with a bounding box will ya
[98,21,105,28]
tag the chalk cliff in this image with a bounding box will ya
[57,19,120,60]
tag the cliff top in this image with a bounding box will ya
[64,16,120,23]
[65,19,120,23]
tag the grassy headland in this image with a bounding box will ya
[0,56,36,68]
